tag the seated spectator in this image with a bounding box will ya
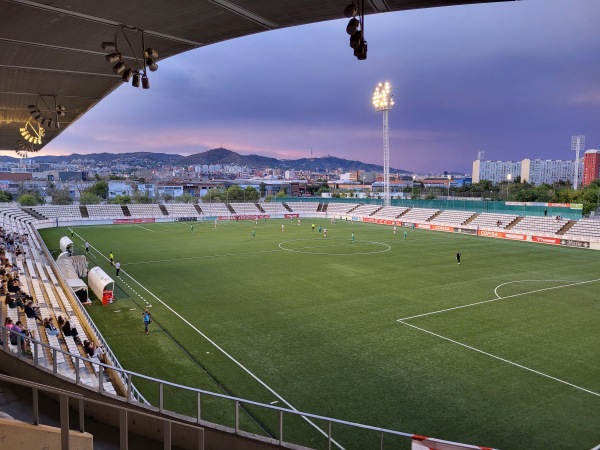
[44,317,60,336]
[62,319,81,344]
[5,295,23,310]
[10,320,32,355]
[24,301,43,324]
[4,317,13,330]
[83,340,105,361]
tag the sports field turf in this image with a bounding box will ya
[39,219,600,449]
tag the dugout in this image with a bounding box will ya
[59,236,73,254]
[88,266,114,305]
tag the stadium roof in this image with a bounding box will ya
[0,0,512,154]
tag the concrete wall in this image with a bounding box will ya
[0,417,93,450]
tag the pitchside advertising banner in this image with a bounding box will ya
[218,215,270,220]
[113,218,155,224]
[284,214,299,218]
[174,217,197,222]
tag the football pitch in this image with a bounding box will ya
[39,219,600,450]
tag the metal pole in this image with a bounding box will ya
[383,109,390,207]
[60,394,69,450]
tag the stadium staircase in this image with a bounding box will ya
[226,203,235,213]
[557,220,577,235]
[370,206,383,216]
[256,203,265,213]
[120,205,131,216]
[159,204,169,215]
[317,203,324,212]
[21,207,46,220]
[347,204,360,213]
[427,211,443,221]
[505,216,523,229]
[463,213,480,224]
[193,204,202,214]
[281,202,293,212]
[79,206,89,218]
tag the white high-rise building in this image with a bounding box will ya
[521,159,583,185]
[472,158,584,186]
[472,160,521,184]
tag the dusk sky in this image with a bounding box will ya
[45,0,600,174]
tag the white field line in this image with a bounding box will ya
[397,321,600,398]
[397,279,600,322]
[493,279,577,299]
[136,225,154,232]
[84,241,345,449]
[590,442,600,450]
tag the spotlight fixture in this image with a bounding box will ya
[122,68,133,82]
[343,3,358,18]
[26,95,65,129]
[344,0,367,60]
[17,120,45,148]
[102,26,159,90]
[132,71,140,88]
[14,138,40,158]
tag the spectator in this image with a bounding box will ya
[83,340,105,361]
[44,317,60,336]
[10,320,32,355]
[62,319,82,345]
[24,301,43,324]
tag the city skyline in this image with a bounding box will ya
[41,0,600,173]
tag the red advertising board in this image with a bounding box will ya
[478,230,526,241]
[362,217,399,225]
[113,218,156,224]
[532,236,560,245]
[284,214,299,218]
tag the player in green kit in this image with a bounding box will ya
[351,232,355,243]
[252,230,255,239]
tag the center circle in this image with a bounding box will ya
[279,238,391,256]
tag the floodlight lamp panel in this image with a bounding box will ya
[113,61,126,74]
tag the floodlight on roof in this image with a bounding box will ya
[132,71,140,88]
[122,68,133,82]
[344,3,358,18]
[105,52,122,63]
[346,18,359,35]
[56,105,66,116]
[146,58,158,72]
[141,75,150,90]
[112,61,126,74]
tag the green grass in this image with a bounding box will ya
[39,219,600,449]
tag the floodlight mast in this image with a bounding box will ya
[372,81,394,207]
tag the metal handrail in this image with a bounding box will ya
[1,324,415,449]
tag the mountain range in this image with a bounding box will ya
[0,148,409,173]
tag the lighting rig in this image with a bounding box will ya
[102,25,159,89]
[344,1,366,60]
[27,95,65,129]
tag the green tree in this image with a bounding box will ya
[18,193,38,206]
[175,193,197,203]
[244,186,260,202]
[162,194,173,203]
[276,189,286,198]
[51,190,73,205]
[86,180,109,199]
[79,192,101,205]
[202,189,225,203]
[264,195,273,202]
[108,195,131,205]
[0,190,12,202]
[226,185,244,202]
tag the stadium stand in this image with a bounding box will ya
[229,203,261,215]
[259,202,289,215]
[286,202,320,214]
[429,210,477,226]
[325,203,358,215]
[510,216,569,235]
[399,208,439,223]
[86,205,126,218]
[164,203,198,216]
[198,203,230,216]
[31,205,83,219]
[352,205,382,216]
[469,213,519,229]
[127,204,164,217]
[371,206,409,219]
[559,218,600,239]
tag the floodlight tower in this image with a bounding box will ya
[571,135,585,190]
[372,81,394,206]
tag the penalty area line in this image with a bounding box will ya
[119,270,347,450]
[397,278,600,322]
[397,321,600,398]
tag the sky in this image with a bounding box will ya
[44,0,600,174]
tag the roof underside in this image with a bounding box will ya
[0,0,511,153]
